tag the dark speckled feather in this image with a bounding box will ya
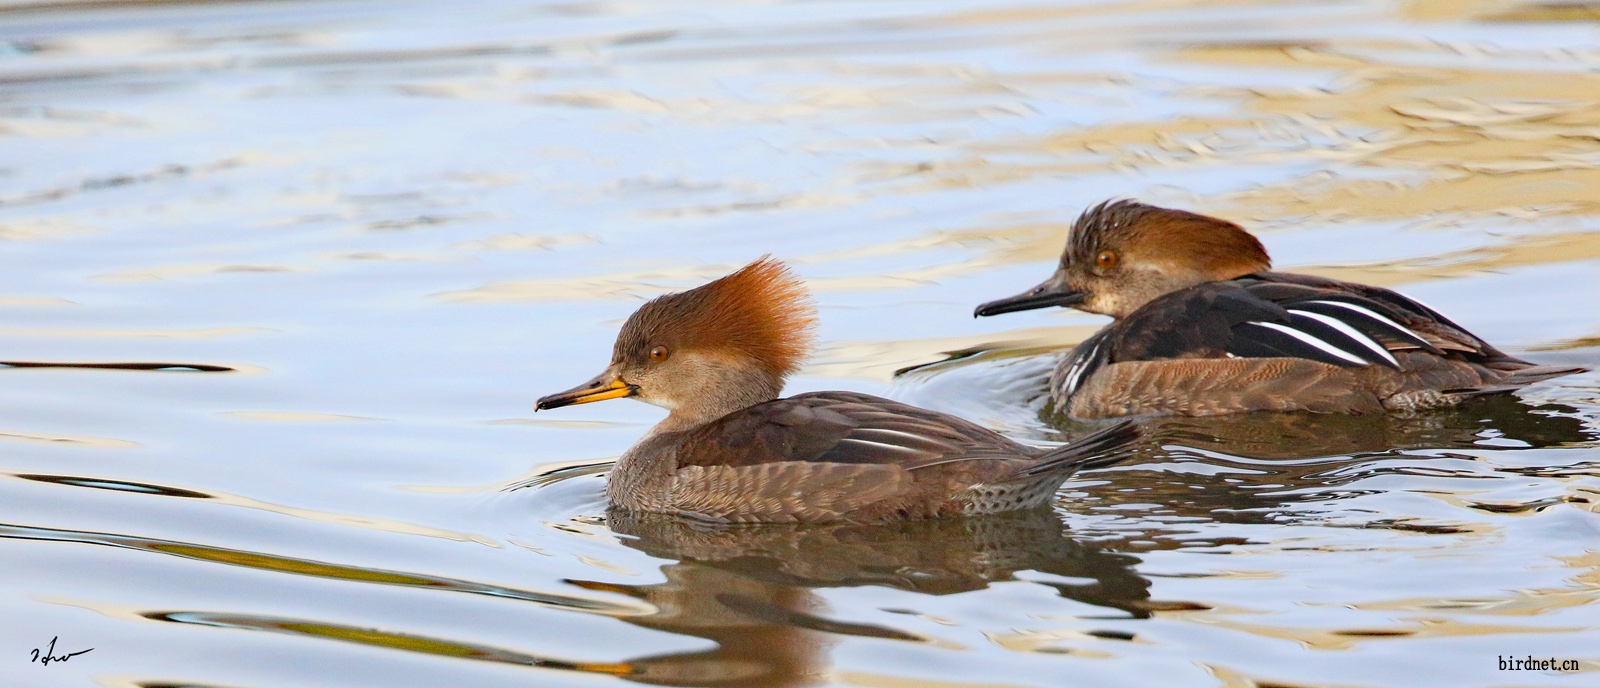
[674,392,1016,469]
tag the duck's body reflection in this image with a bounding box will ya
[1043,394,1597,531]
[571,509,1150,687]
[1123,395,1592,460]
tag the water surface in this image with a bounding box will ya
[1,1,1598,686]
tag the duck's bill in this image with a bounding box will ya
[974,282,1086,317]
[536,369,637,410]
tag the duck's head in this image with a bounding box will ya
[536,257,817,429]
[975,200,1271,320]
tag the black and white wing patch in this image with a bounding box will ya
[1231,294,1441,369]
[1233,315,1392,368]
[1094,277,1474,381]
[1288,298,1440,352]
[1053,330,1113,400]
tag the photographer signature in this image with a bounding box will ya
[30,636,92,666]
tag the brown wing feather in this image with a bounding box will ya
[673,391,1036,470]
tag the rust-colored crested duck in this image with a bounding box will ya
[537,258,1138,523]
[975,200,1585,419]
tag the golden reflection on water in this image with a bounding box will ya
[434,263,736,304]
[430,8,1600,370]
[1353,585,1600,618]
[1,520,654,615]
[0,295,73,306]
[91,263,303,282]
[18,511,1163,687]
[145,610,638,677]
[8,471,499,544]
[1185,616,1585,652]
[0,428,138,448]
[435,253,1012,306]
[965,28,1600,268]
[829,670,1039,688]
[854,34,1600,373]
[812,325,1097,381]
[1403,0,1600,23]
[1293,230,1600,290]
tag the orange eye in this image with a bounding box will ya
[1096,251,1118,269]
[649,345,669,362]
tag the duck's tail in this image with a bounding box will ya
[1497,364,1588,386]
[1437,364,1588,403]
[1007,420,1142,481]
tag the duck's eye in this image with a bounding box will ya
[649,345,669,362]
[1096,251,1118,269]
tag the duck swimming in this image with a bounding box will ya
[537,258,1139,523]
[975,200,1585,419]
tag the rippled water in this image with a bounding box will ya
[2,1,1597,686]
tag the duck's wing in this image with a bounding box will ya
[1102,278,1456,374]
[1251,272,1497,358]
[664,392,1135,522]
[675,391,1027,471]
[1061,276,1582,415]
[1057,280,1393,402]
[1251,274,1586,384]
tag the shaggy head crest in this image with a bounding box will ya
[616,257,817,379]
[1070,199,1271,280]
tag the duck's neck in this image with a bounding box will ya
[650,369,785,435]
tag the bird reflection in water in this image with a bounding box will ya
[1041,394,1597,528]
[570,508,1154,688]
[1109,395,1593,459]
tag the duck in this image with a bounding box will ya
[974,200,1586,419]
[536,257,1139,523]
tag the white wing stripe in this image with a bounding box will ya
[836,438,928,455]
[1062,338,1102,396]
[850,428,946,444]
[1062,361,1084,396]
[1248,321,1369,365]
[1303,300,1430,345]
[1287,309,1398,366]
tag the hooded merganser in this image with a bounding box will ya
[536,258,1139,523]
[975,200,1586,419]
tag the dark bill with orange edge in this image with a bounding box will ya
[536,367,637,410]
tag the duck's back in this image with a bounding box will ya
[1055,272,1583,418]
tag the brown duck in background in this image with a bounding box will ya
[537,258,1139,524]
[975,200,1586,419]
